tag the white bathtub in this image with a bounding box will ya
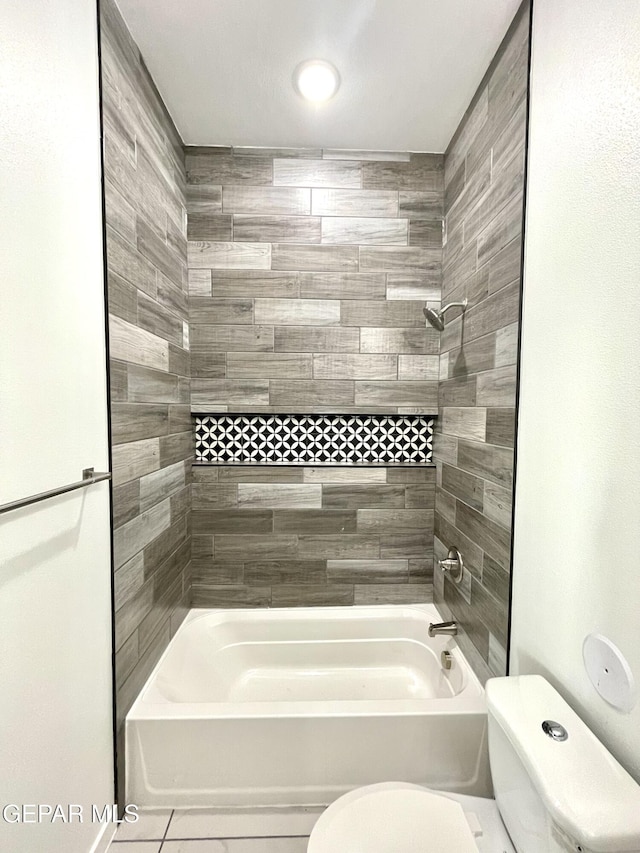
[126,604,490,808]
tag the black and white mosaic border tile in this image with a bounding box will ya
[194,414,435,465]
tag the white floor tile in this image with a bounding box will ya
[114,808,172,841]
[109,843,162,853]
[162,839,309,853]
[159,842,228,853]
[166,807,323,840]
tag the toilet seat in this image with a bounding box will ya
[307,782,479,853]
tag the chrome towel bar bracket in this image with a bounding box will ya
[0,467,112,515]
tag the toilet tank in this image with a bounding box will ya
[486,675,640,853]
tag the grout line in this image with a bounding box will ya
[134,835,313,845]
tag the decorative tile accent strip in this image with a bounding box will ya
[195,414,435,465]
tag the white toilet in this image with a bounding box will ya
[308,675,640,852]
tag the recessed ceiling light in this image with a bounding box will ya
[293,60,340,103]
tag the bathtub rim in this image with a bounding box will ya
[127,603,486,721]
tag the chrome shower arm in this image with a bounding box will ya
[440,299,468,315]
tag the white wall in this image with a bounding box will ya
[511,0,640,780]
[0,0,115,851]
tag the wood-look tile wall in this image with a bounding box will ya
[433,1,529,681]
[186,148,444,413]
[192,465,435,607]
[101,0,191,787]
[186,148,442,603]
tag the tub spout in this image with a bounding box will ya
[428,621,458,637]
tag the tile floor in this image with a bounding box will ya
[109,807,324,853]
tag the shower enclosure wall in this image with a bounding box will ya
[101,0,529,797]
[101,0,192,792]
[434,3,528,682]
[186,146,443,608]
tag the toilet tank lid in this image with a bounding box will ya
[487,675,640,852]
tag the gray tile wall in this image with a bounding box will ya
[433,1,529,681]
[186,148,442,604]
[101,0,192,790]
[186,148,444,414]
[192,465,435,607]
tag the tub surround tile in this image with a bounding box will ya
[244,560,327,585]
[321,216,408,245]
[405,485,437,509]
[102,0,191,801]
[188,241,271,270]
[255,298,340,326]
[274,326,360,353]
[354,584,434,605]
[269,380,355,408]
[112,438,161,487]
[359,246,441,274]
[113,500,172,571]
[456,439,514,489]
[216,466,304,483]
[379,530,434,559]
[188,269,212,296]
[191,324,274,352]
[233,215,321,244]
[322,484,406,509]
[327,560,409,583]
[214,535,298,560]
[273,510,357,534]
[360,328,439,355]
[362,155,443,192]
[114,553,145,612]
[222,186,311,215]
[298,271,386,300]
[211,271,298,299]
[191,467,434,605]
[109,315,169,372]
[238,484,322,509]
[313,354,397,380]
[354,380,438,410]
[189,297,254,325]
[185,146,442,606]
[191,585,271,608]
[303,467,387,483]
[311,188,398,217]
[409,559,435,582]
[187,184,223,215]
[485,407,516,448]
[435,0,527,678]
[271,584,355,606]
[112,479,141,528]
[193,509,274,534]
[397,355,440,381]
[271,243,359,272]
[193,560,243,585]
[227,352,313,379]
[357,509,434,533]
[273,158,362,188]
[185,152,272,186]
[187,147,442,412]
[386,274,441,302]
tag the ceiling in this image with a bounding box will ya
[115,0,523,152]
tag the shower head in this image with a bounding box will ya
[423,306,445,332]
[423,299,468,331]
